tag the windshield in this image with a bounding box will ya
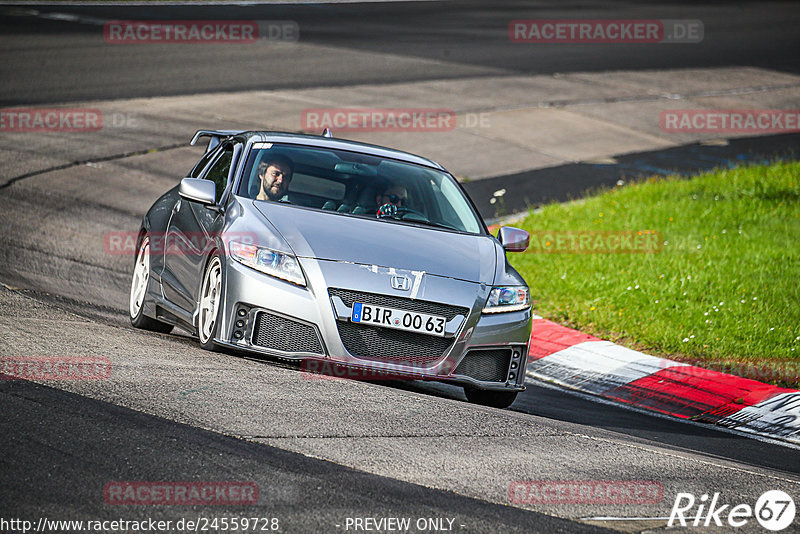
[237,142,483,234]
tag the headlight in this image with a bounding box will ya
[229,241,306,286]
[483,286,530,313]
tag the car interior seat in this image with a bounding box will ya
[351,185,379,215]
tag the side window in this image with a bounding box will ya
[203,145,234,201]
[189,148,218,178]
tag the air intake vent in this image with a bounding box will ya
[453,349,512,383]
[252,311,324,355]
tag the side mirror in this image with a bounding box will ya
[498,226,529,252]
[179,178,217,206]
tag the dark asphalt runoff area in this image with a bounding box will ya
[1,1,799,532]
[1,1,799,105]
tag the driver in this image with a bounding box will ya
[256,154,294,201]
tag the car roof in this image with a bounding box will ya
[231,131,446,172]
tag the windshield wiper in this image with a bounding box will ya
[399,218,460,231]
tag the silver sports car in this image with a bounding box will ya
[129,129,532,408]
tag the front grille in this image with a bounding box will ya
[336,321,453,367]
[252,312,324,354]
[329,288,469,367]
[453,349,512,382]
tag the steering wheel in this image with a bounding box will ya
[396,206,426,219]
[377,204,427,220]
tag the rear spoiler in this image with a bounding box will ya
[190,130,245,153]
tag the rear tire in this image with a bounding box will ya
[129,235,173,334]
[464,387,518,409]
[198,254,223,352]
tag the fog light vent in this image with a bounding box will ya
[453,349,512,382]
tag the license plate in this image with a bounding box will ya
[351,302,447,337]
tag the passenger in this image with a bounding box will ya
[376,185,408,208]
[256,155,294,201]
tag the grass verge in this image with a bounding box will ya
[508,161,800,388]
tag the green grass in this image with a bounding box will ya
[509,161,800,387]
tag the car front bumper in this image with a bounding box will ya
[216,257,532,391]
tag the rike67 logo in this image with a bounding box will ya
[669,490,795,531]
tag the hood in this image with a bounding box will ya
[253,201,496,283]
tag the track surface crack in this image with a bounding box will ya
[0,142,186,190]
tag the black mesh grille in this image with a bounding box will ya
[329,288,469,321]
[336,321,453,366]
[329,288,469,367]
[252,312,323,354]
[453,349,512,382]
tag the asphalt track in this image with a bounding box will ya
[1,0,800,105]
[0,379,604,534]
[1,1,800,532]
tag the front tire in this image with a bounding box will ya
[198,254,223,351]
[129,235,173,333]
[464,387,518,409]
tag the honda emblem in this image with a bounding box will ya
[390,275,411,291]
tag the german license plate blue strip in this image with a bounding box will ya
[351,302,363,323]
